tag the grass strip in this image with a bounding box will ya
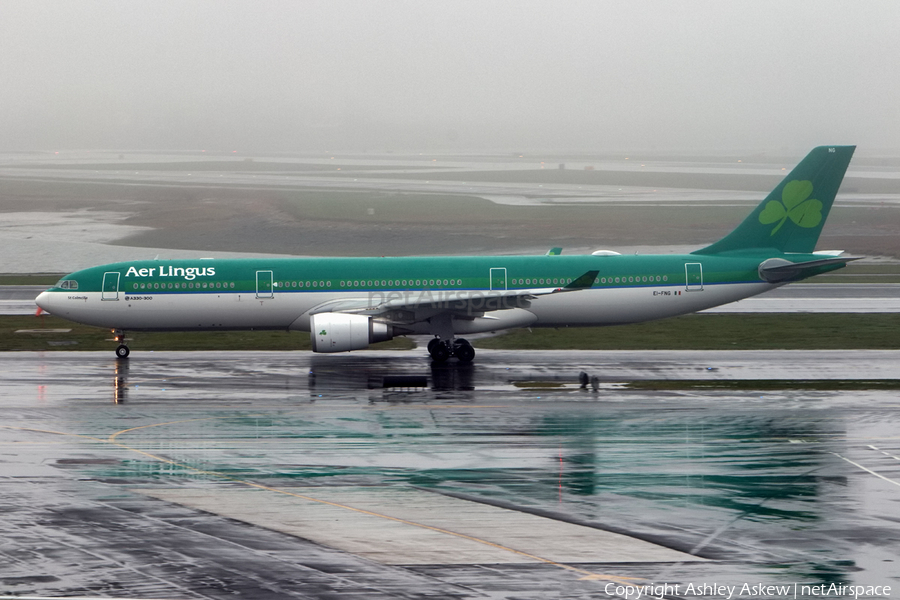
[2,315,414,352]
[0,274,65,286]
[4,312,900,352]
[623,379,900,391]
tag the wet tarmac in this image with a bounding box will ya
[2,350,899,599]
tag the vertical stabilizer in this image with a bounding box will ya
[694,146,855,255]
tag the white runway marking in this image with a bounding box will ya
[867,444,900,461]
[831,452,900,488]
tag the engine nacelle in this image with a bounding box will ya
[310,313,393,353]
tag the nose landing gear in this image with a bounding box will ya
[427,337,475,363]
[113,330,130,359]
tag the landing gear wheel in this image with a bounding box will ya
[115,344,130,359]
[453,340,475,363]
[427,337,441,354]
[429,342,451,363]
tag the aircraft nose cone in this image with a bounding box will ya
[35,291,52,313]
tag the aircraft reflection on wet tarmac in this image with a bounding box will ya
[308,354,476,395]
[2,350,899,599]
[109,354,479,404]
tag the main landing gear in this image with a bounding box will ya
[113,329,130,359]
[427,337,475,363]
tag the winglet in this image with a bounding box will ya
[546,247,563,256]
[564,270,599,290]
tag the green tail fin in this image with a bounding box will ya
[693,145,855,255]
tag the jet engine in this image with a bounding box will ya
[310,313,393,353]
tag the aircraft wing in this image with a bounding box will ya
[308,270,599,318]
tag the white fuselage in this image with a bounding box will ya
[36,281,776,335]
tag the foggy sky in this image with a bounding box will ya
[2,1,898,153]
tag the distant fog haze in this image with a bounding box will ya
[2,1,898,153]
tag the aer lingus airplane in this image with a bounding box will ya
[36,145,857,362]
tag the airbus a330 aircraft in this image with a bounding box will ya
[36,146,857,363]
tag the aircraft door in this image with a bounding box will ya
[489,267,507,291]
[685,263,703,291]
[256,270,274,299]
[101,271,120,301]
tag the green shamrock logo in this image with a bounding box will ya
[319,329,327,336]
[758,180,823,236]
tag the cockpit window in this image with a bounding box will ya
[57,280,78,290]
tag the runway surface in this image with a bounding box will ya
[702,283,900,313]
[1,350,899,599]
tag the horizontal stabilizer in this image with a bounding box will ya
[758,256,862,283]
